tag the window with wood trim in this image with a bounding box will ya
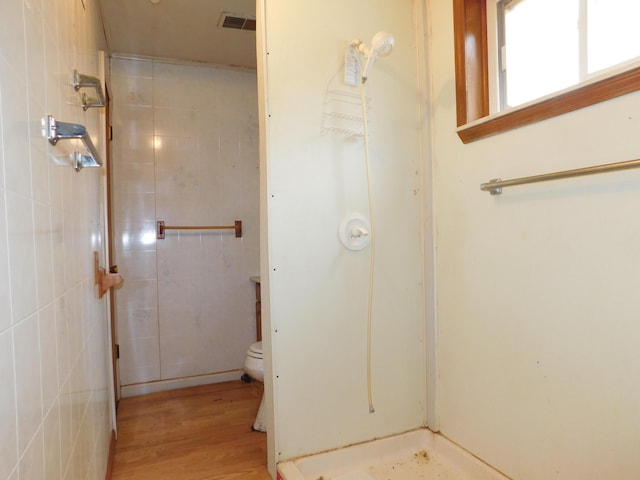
[454,0,640,144]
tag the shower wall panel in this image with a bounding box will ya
[260,0,427,463]
[111,58,259,394]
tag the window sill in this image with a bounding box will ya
[457,64,640,144]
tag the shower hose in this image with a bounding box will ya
[360,80,376,414]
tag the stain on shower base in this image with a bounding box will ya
[364,448,474,479]
[278,429,510,480]
[310,450,481,480]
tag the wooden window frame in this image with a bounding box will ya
[454,0,640,144]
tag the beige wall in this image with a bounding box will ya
[0,0,112,478]
[428,0,640,478]
[259,0,428,465]
[110,58,260,396]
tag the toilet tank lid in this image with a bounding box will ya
[249,341,263,355]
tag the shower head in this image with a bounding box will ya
[370,31,395,57]
[359,31,395,83]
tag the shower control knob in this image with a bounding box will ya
[339,214,371,251]
[350,226,369,239]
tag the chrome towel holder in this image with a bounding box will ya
[43,114,103,172]
[72,69,105,111]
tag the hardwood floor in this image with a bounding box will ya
[111,380,272,480]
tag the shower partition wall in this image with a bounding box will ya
[110,58,260,396]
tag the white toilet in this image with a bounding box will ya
[243,341,266,432]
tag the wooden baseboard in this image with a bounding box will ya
[105,430,116,480]
[120,370,242,398]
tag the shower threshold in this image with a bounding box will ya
[277,428,510,480]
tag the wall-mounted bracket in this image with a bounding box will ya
[73,69,105,110]
[94,252,123,299]
[71,151,101,172]
[484,178,503,195]
[43,114,103,172]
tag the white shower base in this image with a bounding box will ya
[277,428,510,480]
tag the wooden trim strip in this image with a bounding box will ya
[105,430,116,480]
[453,0,489,127]
[458,65,640,143]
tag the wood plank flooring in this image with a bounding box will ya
[111,380,272,480]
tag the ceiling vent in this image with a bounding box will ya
[218,12,256,31]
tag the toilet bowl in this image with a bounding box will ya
[243,341,264,381]
[243,341,266,432]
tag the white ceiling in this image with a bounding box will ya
[99,0,257,69]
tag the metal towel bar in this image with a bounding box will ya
[481,158,640,195]
[156,220,243,239]
[43,114,103,172]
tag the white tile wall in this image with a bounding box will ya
[111,58,260,391]
[0,0,113,479]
